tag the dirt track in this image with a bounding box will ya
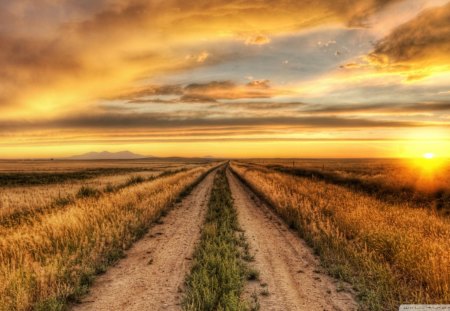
[227,170,357,311]
[72,170,216,311]
[72,167,357,310]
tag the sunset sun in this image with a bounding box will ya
[423,152,435,159]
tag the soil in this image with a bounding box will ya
[72,167,358,311]
[227,169,358,311]
[71,170,217,311]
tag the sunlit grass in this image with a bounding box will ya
[250,157,450,212]
[0,166,214,311]
[231,162,450,310]
[0,171,159,229]
[409,155,447,192]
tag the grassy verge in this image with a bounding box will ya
[183,167,255,311]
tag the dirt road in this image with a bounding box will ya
[227,170,357,311]
[72,170,216,311]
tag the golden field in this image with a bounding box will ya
[231,161,450,310]
[0,159,203,173]
[0,171,159,227]
[1,157,449,311]
[0,159,206,228]
[0,162,215,311]
[248,158,450,214]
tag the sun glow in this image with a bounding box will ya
[407,151,448,192]
[415,152,441,171]
[423,152,434,159]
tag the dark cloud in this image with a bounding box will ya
[113,80,284,103]
[126,98,179,104]
[2,136,427,147]
[0,34,83,107]
[0,112,429,133]
[303,101,450,114]
[113,85,183,101]
[208,101,306,110]
[180,94,218,103]
[183,80,279,100]
[336,0,403,27]
[369,2,450,67]
[0,0,118,36]
[0,0,401,110]
[184,81,236,92]
[205,100,450,116]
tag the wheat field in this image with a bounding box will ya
[0,164,214,311]
[231,162,450,310]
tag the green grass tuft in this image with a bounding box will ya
[183,167,250,311]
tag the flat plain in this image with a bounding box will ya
[0,158,449,311]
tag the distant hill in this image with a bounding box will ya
[67,151,148,160]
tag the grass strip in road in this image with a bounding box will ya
[183,167,252,311]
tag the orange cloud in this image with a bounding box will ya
[114,80,290,103]
[0,0,402,118]
[7,0,448,159]
[244,34,271,45]
[366,2,450,80]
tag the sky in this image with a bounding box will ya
[1,0,450,158]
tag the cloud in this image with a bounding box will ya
[246,80,271,89]
[181,80,288,100]
[371,2,450,63]
[113,80,289,103]
[302,101,450,114]
[0,112,431,134]
[244,34,271,45]
[205,100,450,116]
[366,2,450,79]
[113,85,184,100]
[4,0,450,157]
[180,94,218,103]
[0,33,84,107]
[0,0,401,115]
[208,101,306,111]
[185,51,210,63]
[196,51,210,63]
[184,81,236,93]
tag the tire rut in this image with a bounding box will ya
[72,170,217,311]
[227,169,357,311]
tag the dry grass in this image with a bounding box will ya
[0,171,160,226]
[248,158,450,193]
[231,162,450,310]
[247,159,450,213]
[0,165,213,311]
[0,159,205,173]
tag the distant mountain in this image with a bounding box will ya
[67,151,148,160]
